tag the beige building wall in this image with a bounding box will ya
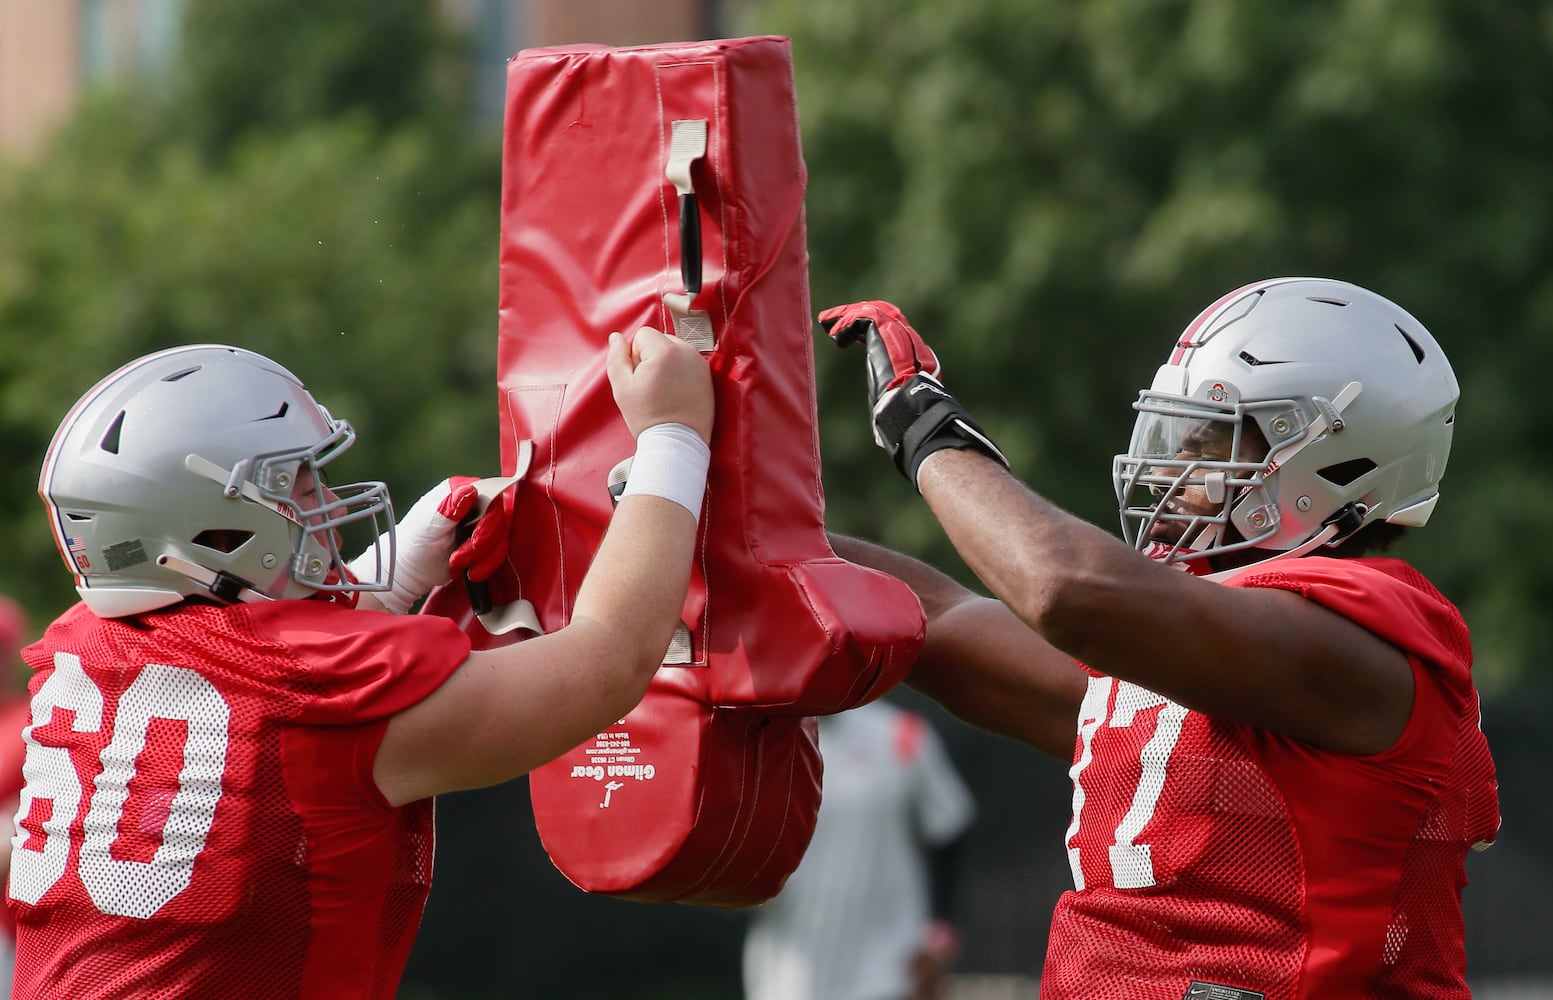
[0,1,81,158]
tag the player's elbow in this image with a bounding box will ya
[622,630,673,695]
[572,615,671,709]
[998,572,1059,637]
[1007,566,1107,654]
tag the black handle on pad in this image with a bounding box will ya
[455,514,493,616]
[679,192,702,295]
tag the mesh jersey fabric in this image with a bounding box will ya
[1042,557,1499,1000]
[8,599,470,1000]
[0,690,30,996]
[744,701,976,1000]
[0,693,30,941]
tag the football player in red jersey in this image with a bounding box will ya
[12,329,712,999]
[823,279,1499,1000]
[0,595,31,993]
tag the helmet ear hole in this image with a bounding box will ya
[192,529,254,554]
[1316,458,1377,487]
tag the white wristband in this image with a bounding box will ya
[621,422,710,522]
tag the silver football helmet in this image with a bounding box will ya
[40,345,395,617]
[1112,277,1457,571]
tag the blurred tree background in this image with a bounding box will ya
[1,0,1549,995]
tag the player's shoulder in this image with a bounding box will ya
[1225,555,1451,611]
[24,599,469,725]
[29,600,99,643]
[239,599,470,684]
[240,597,467,639]
[1228,555,1470,675]
[176,601,468,724]
[25,601,137,669]
[139,593,459,649]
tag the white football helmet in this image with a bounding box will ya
[40,345,395,617]
[1112,277,1457,570]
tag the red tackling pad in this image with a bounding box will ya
[428,35,925,906]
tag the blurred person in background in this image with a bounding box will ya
[823,279,1499,999]
[744,698,975,1000]
[0,596,31,998]
[9,331,711,999]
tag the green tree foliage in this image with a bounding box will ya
[170,0,459,157]
[0,1,501,630]
[736,0,1553,694]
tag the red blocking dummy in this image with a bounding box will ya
[475,36,924,906]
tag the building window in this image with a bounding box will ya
[79,0,112,81]
[139,0,186,69]
[79,0,187,82]
[471,0,518,124]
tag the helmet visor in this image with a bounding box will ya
[252,421,395,593]
[1112,394,1272,563]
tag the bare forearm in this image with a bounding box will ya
[832,528,1084,757]
[916,448,1167,661]
[376,494,700,802]
[912,449,1394,750]
[573,495,698,672]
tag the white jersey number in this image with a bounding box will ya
[11,652,231,919]
[1064,677,1188,890]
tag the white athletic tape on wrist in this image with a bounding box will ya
[347,480,456,615]
[621,422,710,522]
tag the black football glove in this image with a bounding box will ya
[820,300,1007,489]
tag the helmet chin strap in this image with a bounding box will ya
[1200,501,1368,583]
[156,547,273,604]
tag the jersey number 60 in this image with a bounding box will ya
[10,651,230,919]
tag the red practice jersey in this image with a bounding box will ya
[1043,557,1499,1000]
[0,692,30,942]
[9,599,470,999]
